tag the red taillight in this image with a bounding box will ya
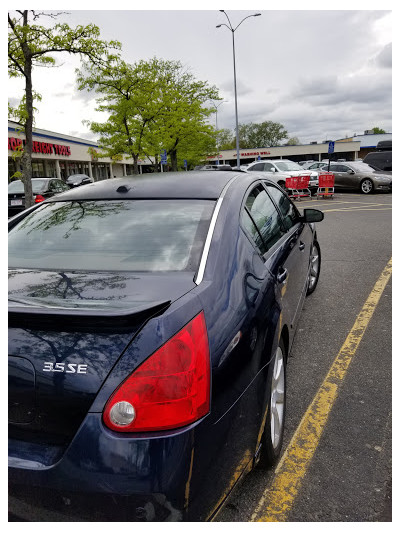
[34,194,45,203]
[103,311,210,432]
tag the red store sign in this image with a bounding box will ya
[233,151,271,157]
[8,137,71,157]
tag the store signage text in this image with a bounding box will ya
[234,151,271,157]
[8,137,71,157]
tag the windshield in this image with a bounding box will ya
[8,179,47,194]
[9,199,215,272]
[274,161,302,171]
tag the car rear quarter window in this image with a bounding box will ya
[264,183,299,231]
[8,199,215,272]
[242,185,285,254]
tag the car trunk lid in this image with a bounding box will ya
[8,269,196,447]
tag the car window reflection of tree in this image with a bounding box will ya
[8,272,129,302]
[16,201,128,239]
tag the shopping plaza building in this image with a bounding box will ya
[8,121,142,181]
[8,121,391,180]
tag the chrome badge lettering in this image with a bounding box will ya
[42,362,88,374]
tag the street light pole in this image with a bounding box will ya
[211,100,226,131]
[217,10,261,169]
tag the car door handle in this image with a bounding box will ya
[299,241,305,251]
[277,268,288,284]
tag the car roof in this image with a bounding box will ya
[47,171,247,201]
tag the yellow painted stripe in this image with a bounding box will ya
[251,258,392,522]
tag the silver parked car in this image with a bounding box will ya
[302,161,329,170]
[319,161,391,194]
[246,159,319,194]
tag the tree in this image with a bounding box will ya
[78,57,220,172]
[216,128,235,150]
[8,10,121,207]
[78,58,163,174]
[144,60,220,171]
[238,121,288,148]
[372,127,386,134]
[286,137,300,145]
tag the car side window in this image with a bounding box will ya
[249,163,265,172]
[263,183,299,231]
[264,163,274,172]
[243,185,285,254]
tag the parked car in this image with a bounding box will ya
[319,161,391,194]
[66,174,94,187]
[8,172,324,521]
[8,177,69,218]
[194,164,233,171]
[246,159,319,194]
[363,151,392,172]
[303,161,329,170]
[298,160,315,167]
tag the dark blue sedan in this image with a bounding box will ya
[8,171,323,521]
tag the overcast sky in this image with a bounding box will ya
[8,2,393,146]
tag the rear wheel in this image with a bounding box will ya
[257,339,286,468]
[360,178,374,194]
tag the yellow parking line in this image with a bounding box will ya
[251,258,392,522]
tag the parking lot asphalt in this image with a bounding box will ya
[215,192,392,522]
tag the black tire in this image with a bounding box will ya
[257,338,287,469]
[360,178,374,194]
[306,240,321,295]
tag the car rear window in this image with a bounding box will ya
[8,179,47,194]
[8,199,215,272]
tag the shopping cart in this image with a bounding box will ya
[316,173,335,198]
[285,175,311,200]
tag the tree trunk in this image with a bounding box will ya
[133,154,139,174]
[21,10,34,208]
[170,149,178,172]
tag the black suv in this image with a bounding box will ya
[363,140,392,171]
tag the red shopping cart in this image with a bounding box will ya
[316,173,335,198]
[285,175,311,200]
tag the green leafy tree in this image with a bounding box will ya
[8,10,121,207]
[239,121,288,148]
[78,59,166,174]
[216,128,235,150]
[372,127,386,134]
[286,137,300,145]
[78,57,220,172]
[143,59,220,171]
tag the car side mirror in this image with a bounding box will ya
[347,169,355,174]
[301,209,324,223]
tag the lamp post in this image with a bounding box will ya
[217,10,261,169]
[211,100,226,131]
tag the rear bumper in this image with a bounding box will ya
[9,414,196,521]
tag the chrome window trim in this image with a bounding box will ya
[194,175,241,286]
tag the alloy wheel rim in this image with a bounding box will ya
[308,244,320,290]
[362,180,372,193]
[270,346,285,450]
